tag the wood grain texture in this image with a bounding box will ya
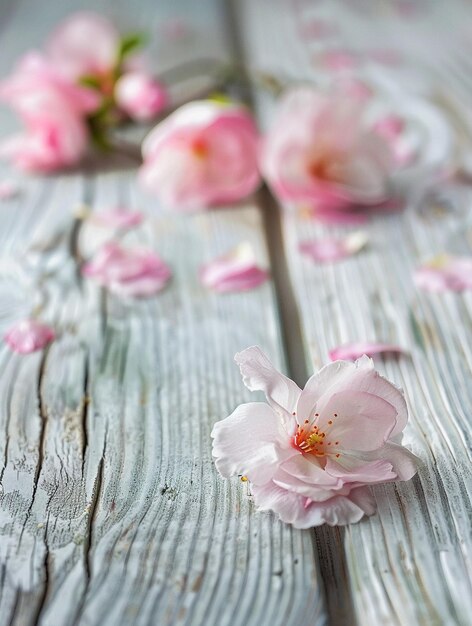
[237,1,472,624]
[0,1,327,625]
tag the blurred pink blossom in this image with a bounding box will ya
[4,319,55,354]
[82,242,171,297]
[261,87,392,215]
[115,72,168,122]
[90,208,144,229]
[200,243,268,292]
[415,255,472,292]
[212,346,417,527]
[46,12,120,80]
[0,53,99,171]
[140,100,261,211]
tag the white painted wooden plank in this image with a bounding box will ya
[0,1,327,625]
[236,1,472,624]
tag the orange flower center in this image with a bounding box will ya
[190,137,209,159]
[293,413,341,458]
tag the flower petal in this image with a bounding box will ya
[299,231,368,262]
[298,356,408,438]
[200,243,268,293]
[415,255,472,292]
[251,481,375,528]
[235,346,302,418]
[211,402,295,485]
[328,342,404,361]
[4,319,55,354]
[0,180,19,200]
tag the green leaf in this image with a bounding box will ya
[118,32,147,63]
[79,74,102,90]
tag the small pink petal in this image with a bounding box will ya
[318,50,359,71]
[91,208,144,229]
[200,243,268,293]
[373,115,405,141]
[328,342,405,362]
[4,319,55,354]
[299,231,368,262]
[0,180,19,200]
[82,242,171,297]
[415,255,472,292]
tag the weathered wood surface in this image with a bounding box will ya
[0,1,327,626]
[238,1,472,625]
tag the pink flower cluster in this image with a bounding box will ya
[212,347,418,527]
[0,13,167,172]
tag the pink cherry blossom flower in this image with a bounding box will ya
[82,242,171,297]
[261,87,393,216]
[0,53,100,171]
[329,342,405,361]
[115,72,168,122]
[415,255,472,292]
[200,243,269,293]
[140,100,261,211]
[90,208,144,229]
[212,347,418,528]
[299,231,368,262]
[46,12,120,81]
[4,319,55,354]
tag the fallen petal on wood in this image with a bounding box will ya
[82,242,171,297]
[4,319,55,354]
[328,342,405,361]
[299,232,368,262]
[415,255,472,292]
[200,242,269,292]
[90,208,144,229]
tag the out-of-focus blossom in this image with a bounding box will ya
[4,319,55,354]
[200,243,269,292]
[328,342,405,361]
[415,255,472,292]
[299,231,368,262]
[0,53,100,171]
[261,87,393,215]
[140,100,261,210]
[373,115,414,166]
[82,242,171,297]
[212,346,418,528]
[319,50,359,71]
[115,72,167,121]
[46,12,120,81]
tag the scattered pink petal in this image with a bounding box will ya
[91,208,144,229]
[200,243,268,293]
[299,231,368,262]
[415,255,472,292]
[4,319,55,354]
[368,48,402,66]
[0,180,19,200]
[373,115,405,141]
[82,242,171,297]
[328,342,405,361]
[211,346,418,528]
[318,50,359,72]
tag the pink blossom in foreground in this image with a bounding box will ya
[4,319,55,354]
[46,12,120,80]
[200,243,269,292]
[329,342,405,362]
[415,255,472,292]
[261,87,393,216]
[0,53,100,171]
[140,100,261,210]
[90,208,144,229]
[82,242,171,297]
[0,181,19,200]
[115,72,168,122]
[212,347,417,527]
[299,231,368,262]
